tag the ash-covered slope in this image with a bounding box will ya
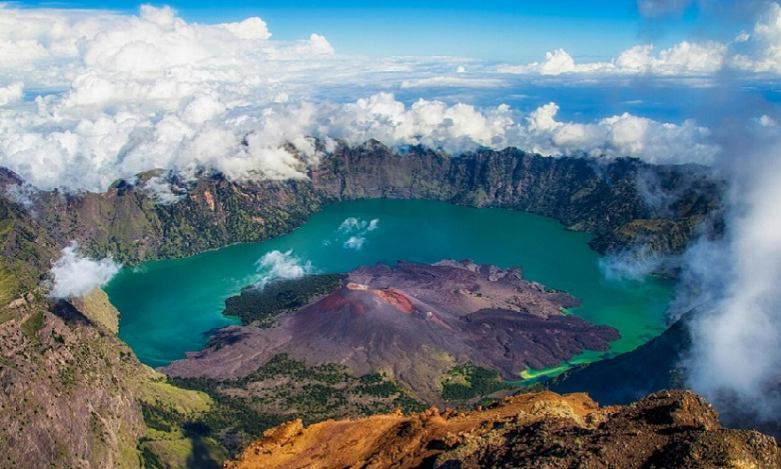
[161,261,618,402]
[224,389,781,469]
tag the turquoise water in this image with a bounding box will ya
[105,199,674,373]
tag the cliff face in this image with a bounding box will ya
[224,389,781,469]
[313,144,722,255]
[21,174,326,264]
[0,292,227,469]
[0,187,150,469]
[3,142,722,265]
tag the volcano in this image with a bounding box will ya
[161,260,620,402]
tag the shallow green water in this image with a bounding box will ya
[106,199,673,374]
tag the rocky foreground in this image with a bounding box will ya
[225,390,781,469]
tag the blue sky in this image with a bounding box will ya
[14,0,717,61]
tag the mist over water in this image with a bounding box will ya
[618,0,781,433]
[105,199,673,370]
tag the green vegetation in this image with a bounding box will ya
[441,363,517,401]
[223,274,347,326]
[138,443,165,469]
[21,310,45,345]
[168,354,426,454]
[0,199,60,309]
[135,380,226,469]
[0,216,21,307]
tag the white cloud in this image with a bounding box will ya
[399,75,505,88]
[343,236,366,250]
[4,3,779,195]
[683,133,781,425]
[501,41,727,77]
[514,102,718,164]
[4,181,38,211]
[730,2,781,72]
[0,85,720,192]
[0,81,23,106]
[500,2,781,77]
[50,242,121,298]
[254,250,313,289]
[219,16,271,40]
[617,41,727,74]
[338,217,379,234]
[337,217,379,250]
[139,174,187,205]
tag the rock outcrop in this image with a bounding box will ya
[224,390,781,469]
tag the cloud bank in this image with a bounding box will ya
[0,87,721,193]
[50,242,121,298]
[500,2,781,77]
[0,3,756,194]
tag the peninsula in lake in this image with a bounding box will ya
[161,260,620,403]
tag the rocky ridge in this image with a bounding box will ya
[0,143,723,267]
[224,389,781,469]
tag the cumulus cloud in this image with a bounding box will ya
[500,2,781,77]
[501,41,727,76]
[517,102,718,164]
[253,250,313,289]
[5,3,781,195]
[50,242,121,298]
[0,81,23,106]
[0,4,341,191]
[730,2,781,72]
[0,89,720,192]
[343,236,366,250]
[338,217,379,234]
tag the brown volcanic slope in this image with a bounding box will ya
[161,260,619,402]
[225,390,781,469]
